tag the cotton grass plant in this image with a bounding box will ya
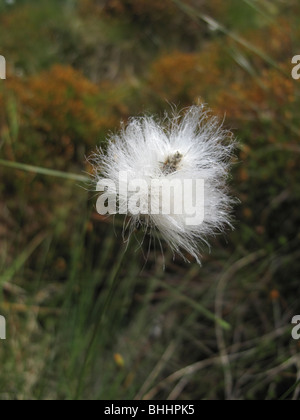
[92,105,236,265]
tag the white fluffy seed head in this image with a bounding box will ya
[92,105,236,264]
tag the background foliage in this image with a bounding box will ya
[0,0,300,400]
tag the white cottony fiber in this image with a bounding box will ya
[92,105,236,264]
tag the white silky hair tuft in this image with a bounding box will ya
[92,105,236,264]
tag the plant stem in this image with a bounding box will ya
[0,159,89,182]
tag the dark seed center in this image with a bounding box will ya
[161,151,183,175]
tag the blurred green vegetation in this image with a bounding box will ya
[0,0,300,400]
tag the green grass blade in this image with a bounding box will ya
[172,0,287,75]
[155,279,231,331]
[241,0,275,23]
[279,379,300,401]
[0,159,90,183]
[0,233,47,286]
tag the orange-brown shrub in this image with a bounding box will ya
[27,65,106,143]
[0,65,131,172]
[244,18,293,66]
[148,48,222,105]
[10,66,125,137]
[216,67,295,126]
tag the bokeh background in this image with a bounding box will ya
[0,0,300,400]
